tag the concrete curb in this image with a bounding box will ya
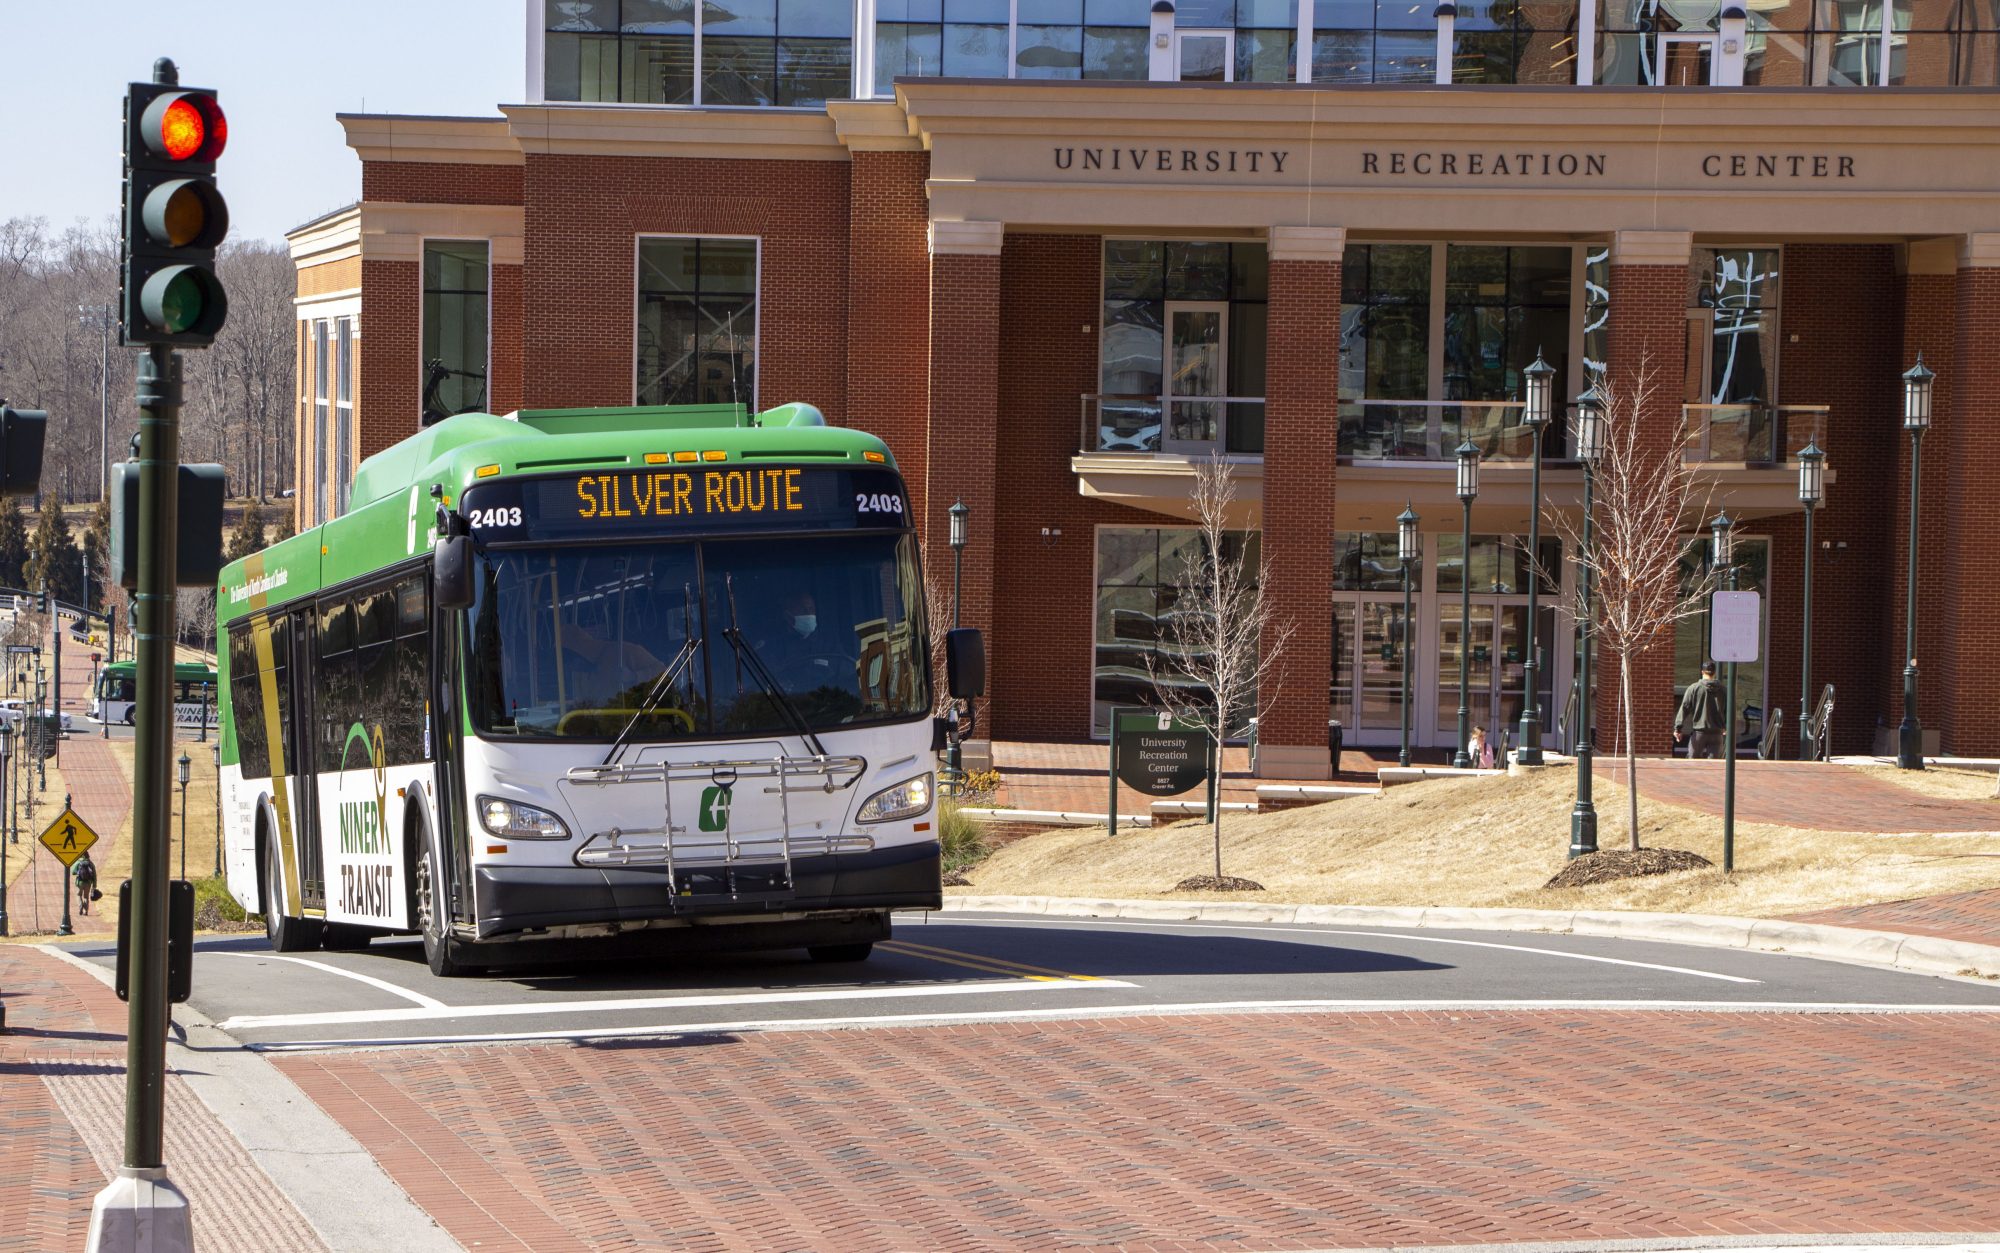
[939,896,2000,981]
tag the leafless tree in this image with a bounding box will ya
[1549,364,1719,851]
[1146,455,1292,881]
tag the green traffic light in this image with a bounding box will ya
[159,271,203,332]
[138,265,227,338]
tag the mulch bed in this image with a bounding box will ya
[1173,875,1266,892]
[1544,846,1713,889]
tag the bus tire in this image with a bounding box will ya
[414,835,479,978]
[807,942,874,964]
[122,709,135,726]
[262,827,321,954]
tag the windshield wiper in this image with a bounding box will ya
[719,573,828,758]
[601,583,703,767]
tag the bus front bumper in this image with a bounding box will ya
[471,839,942,940]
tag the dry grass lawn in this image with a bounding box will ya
[955,767,2000,918]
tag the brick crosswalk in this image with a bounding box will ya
[275,1008,2000,1251]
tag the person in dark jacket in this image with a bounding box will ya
[1675,661,1729,759]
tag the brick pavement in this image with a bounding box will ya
[274,1008,2000,1251]
[1599,757,2000,833]
[0,944,326,1252]
[989,741,1412,817]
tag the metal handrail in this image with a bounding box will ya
[1338,398,1550,462]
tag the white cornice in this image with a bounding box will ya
[287,205,361,264]
[827,99,924,152]
[340,114,522,166]
[929,220,1004,256]
[357,203,526,266]
[1268,225,1347,263]
[502,104,847,161]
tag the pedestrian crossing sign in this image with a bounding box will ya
[38,807,100,868]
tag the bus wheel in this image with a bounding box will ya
[414,838,478,978]
[263,834,321,954]
[807,943,874,964]
[122,709,135,726]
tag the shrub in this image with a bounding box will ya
[191,874,252,931]
[938,799,990,875]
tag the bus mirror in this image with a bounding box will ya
[945,628,985,700]
[434,535,474,611]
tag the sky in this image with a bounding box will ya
[6,0,525,244]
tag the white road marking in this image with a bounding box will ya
[928,915,1763,984]
[209,952,448,1010]
[247,997,2000,1052]
[217,975,1133,1032]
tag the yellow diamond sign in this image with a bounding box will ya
[39,807,101,869]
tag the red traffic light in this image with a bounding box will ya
[141,92,226,163]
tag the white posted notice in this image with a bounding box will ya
[1711,590,1761,663]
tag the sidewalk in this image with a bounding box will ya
[1599,757,2000,833]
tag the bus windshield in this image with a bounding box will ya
[467,533,930,740]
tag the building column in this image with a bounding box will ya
[847,147,932,519]
[1602,229,1691,757]
[1258,225,1344,780]
[927,220,1003,766]
[1888,238,1955,754]
[1941,233,2000,754]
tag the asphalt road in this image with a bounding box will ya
[74,911,2000,1052]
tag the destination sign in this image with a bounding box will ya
[461,465,911,542]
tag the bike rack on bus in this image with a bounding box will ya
[563,754,870,903]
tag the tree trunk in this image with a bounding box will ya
[1622,653,1640,851]
[1211,732,1223,880]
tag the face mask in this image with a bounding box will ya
[793,615,816,635]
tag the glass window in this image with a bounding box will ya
[1696,248,1779,406]
[1673,535,1769,744]
[547,0,851,106]
[1334,532,1404,591]
[422,241,490,425]
[637,237,758,407]
[312,321,329,526]
[468,535,928,739]
[1093,526,1261,735]
[1097,240,1269,451]
[1339,243,1431,402]
[1443,244,1571,407]
[335,318,354,516]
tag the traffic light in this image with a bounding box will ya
[109,461,227,588]
[121,63,228,347]
[0,404,48,496]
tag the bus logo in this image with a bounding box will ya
[697,785,732,832]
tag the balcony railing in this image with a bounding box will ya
[1337,400,1553,462]
[1081,394,1267,455]
[1682,404,1829,464]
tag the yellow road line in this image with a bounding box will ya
[878,941,1057,980]
[882,938,1102,982]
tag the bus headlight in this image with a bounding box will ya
[477,795,572,840]
[856,773,933,824]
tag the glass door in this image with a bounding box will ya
[1436,602,1495,752]
[1657,33,1716,84]
[1176,30,1234,80]
[1163,301,1227,453]
[1333,598,1410,745]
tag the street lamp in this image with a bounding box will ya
[1569,384,1605,858]
[1897,354,1933,771]
[211,744,222,878]
[1712,511,1738,872]
[1796,441,1825,760]
[1398,502,1420,768]
[0,723,11,936]
[945,499,970,792]
[177,752,191,883]
[1517,350,1554,767]
[1454,440,1481,769]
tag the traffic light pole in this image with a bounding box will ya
[88,342,194,1251]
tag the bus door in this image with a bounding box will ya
[287,608,328,911]
[433,580,474,926]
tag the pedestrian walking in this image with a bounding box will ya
[1675,661,1729,759]
[72,850,98,917]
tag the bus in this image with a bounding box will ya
[93,660,219,727]
[216,401,977,977]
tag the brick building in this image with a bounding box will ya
[289,0,2000,775]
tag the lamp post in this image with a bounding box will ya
[1796,441,1825,760]
[1398,503,1420,768]
[211,744,222,878]
[0,724,11,936]
[945,499,969,792]
[1569,384,1605,858]
[177,752,191,884]
[1453,440,1481,769]
[78,304,113,500]
[1898,355,1933,771]
[1517,350,1554,766]
[1712,511,1738,871]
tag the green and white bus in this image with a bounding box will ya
[217,401,974,976]
[92,660,218,727]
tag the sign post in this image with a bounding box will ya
[1108,708,1213,835]
[1711,588,1761,872]
[38,804,102,938]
